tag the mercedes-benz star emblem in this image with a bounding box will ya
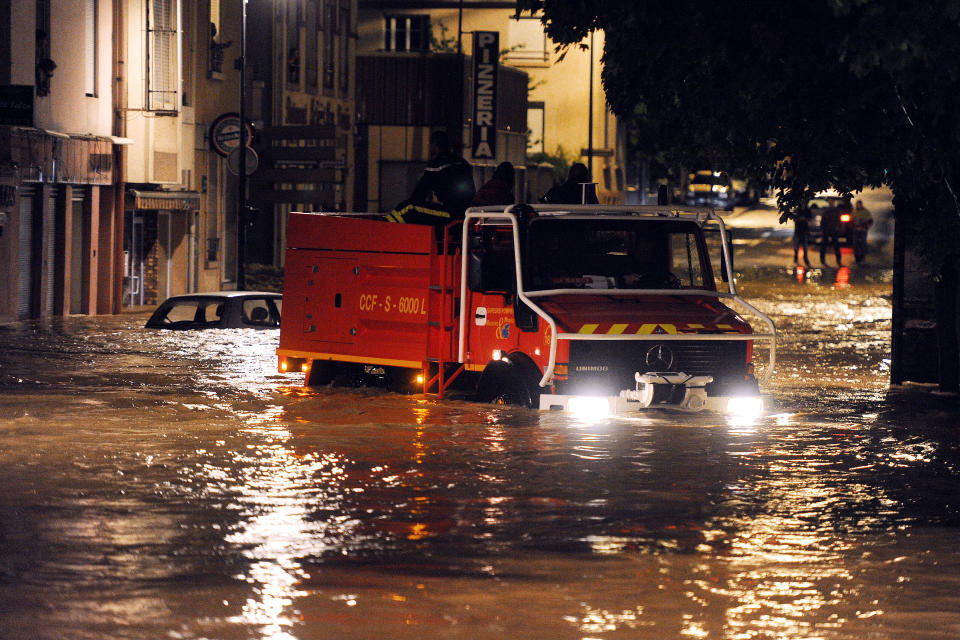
[645,344,675,371]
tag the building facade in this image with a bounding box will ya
[121,0,357,301]
[246,0,357,268]
[0,0,124,323]
[357,0,627,205]
[119,0,243,307]
[353,51,530,213]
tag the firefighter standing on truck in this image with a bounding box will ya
[387,130,476,228]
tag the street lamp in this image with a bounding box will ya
[587,30,594,180]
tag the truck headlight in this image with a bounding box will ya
[568,396,611,419]
[726,395,764,419]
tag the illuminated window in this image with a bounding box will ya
[506,16,548,63]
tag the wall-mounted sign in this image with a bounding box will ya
[0,85,34,127]
[227,147,258,176]
[209,112,254,157]
[472,31,498,160]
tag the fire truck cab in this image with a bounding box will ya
[277,204,775,416]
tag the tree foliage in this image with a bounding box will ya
[515,0,960,253]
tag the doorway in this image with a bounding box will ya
[123,211,144,307]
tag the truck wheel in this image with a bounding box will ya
[306,361,336,386]
[334,363,365,387]
[475,359,538,408]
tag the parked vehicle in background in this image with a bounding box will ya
[806,193,853,243]
[730,176,760,206]
[685,171,735,210]
[145,292,282,329]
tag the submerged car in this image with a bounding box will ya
[145,291,282,329]
[685,171,735,210]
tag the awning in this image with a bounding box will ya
[127,189,200,211]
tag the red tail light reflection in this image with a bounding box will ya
[834,266,851,288]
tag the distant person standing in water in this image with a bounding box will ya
[540,163,599,205]
[793,203,813,266]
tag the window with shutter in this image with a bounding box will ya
[338,0,349,95]
[323,2,335,91]
[147,0,179,112]
[85,0,97,96]
[286,1,301,88]
[306,0,319,90]
[35,0,53,97]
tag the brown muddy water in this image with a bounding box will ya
[1,264,959,639]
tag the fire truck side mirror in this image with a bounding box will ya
[467,227,515,294]
[514,297,539,332]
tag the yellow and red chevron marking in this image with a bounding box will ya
[575,322,741,335]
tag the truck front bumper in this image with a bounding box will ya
[539,372,764,417]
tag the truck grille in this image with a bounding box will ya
[563,339,748,395]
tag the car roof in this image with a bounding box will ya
[161,291,280,301]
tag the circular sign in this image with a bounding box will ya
[227,147,259,176]
[209,112,254,157]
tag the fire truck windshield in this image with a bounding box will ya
[523,218,711,292]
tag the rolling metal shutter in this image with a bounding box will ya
[44,188,56,316]
[17,188,35,319]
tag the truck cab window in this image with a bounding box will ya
[669,231,706,288]
[525,218,710,291]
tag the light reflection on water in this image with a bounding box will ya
[224,414,332,639]
[0,277,959,638]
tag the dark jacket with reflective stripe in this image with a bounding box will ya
[408,151,476,219]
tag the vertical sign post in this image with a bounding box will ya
[237,0,250,290]
[472,31,498,160]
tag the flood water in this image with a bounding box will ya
[2,264,960,639]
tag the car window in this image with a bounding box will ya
[203,302,224,323]
[165,300,201,323]
[242,298,277,326]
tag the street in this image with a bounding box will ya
[2,196,960,639]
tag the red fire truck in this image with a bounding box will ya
[277,205,775,416]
